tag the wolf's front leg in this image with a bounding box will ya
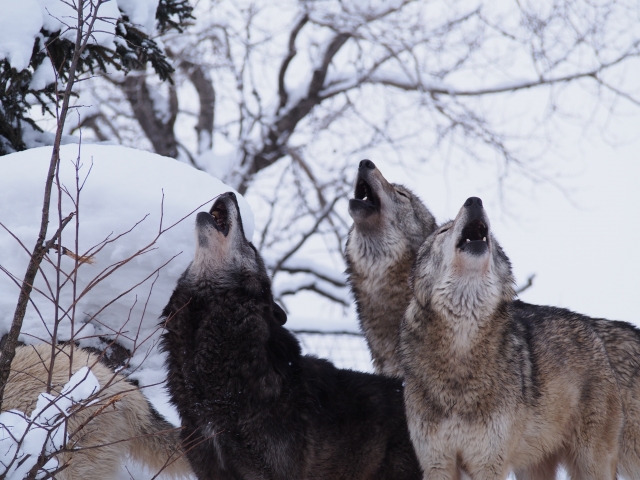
[513,456,560,480]
[457,439,510,480]
[419,452,459,480]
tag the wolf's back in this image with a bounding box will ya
[2,344,192,479]
[514,300,640,478]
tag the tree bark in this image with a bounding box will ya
[122,74,179,158]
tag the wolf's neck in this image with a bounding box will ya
[428,273,506,351]
[347,231,415,377]
[189,298,285,399]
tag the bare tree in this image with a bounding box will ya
[69,0,640,310]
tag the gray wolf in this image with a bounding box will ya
[345,168,640,477]
[161,192,422,480]
[400,197,623,480]
[346,159,436,377]
[2,344,191,479]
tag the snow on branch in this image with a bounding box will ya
[276,258,346,288]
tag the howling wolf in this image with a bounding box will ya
[346,169,640,478]
[346,159,437,377]
[2,344,191,480]
[161,192,422,480]
[400,197,624,480]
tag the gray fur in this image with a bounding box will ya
[345,160,436,377]
[400,198,623,480]
[161,192,422,480]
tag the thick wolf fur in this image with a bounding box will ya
[400,197,623,480]
[513,300,640,479]
[346,166,640,477]
[346,159,436,377]
[2,344,191,479]
[348,170,640,477]
[161,192,422,480]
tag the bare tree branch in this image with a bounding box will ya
[179,59,216,154]
[0,0,105,411]
[515,274,536,295]
[238,31,351,193]
[121,73,179,158]
[279,281,349,307]
[277,14,309,111]
[271,196,341,276]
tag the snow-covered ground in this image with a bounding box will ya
[0,145,370,476]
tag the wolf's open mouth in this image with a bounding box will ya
[353,178,379,208]
[209,198,230,236]
[457,219,489,251]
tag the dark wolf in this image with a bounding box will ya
[346,159,437,377]
[400,197,623,480]
[2,344,191,480]
[160,192,422,480]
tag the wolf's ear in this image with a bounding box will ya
[272,302,287,326]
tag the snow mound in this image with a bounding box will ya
[0,144,253,353]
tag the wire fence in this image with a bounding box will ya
[291,330,374,373]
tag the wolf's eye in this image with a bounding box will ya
[438,228,450,235]
[396,190,409,198]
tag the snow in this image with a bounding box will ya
[117,0,159,35]
[29,57,56,91]
[0,0,43,72]
[197,149,238,183]
[0,0,162,74]
[21,122,80,151]
[38,0,121,49]
[0,367,100,479]
[0,144,253,415]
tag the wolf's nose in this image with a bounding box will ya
[359,159,376,171]
[225,192,236,199]
[464,197,483,208]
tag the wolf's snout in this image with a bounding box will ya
[359,159,376,171]
[200,192,240,238]
[457,197,489,255]
[464,197,483,208]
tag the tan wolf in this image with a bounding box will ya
[346,159,437,377]
[400,197,623,480]
[2,344,192,479]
